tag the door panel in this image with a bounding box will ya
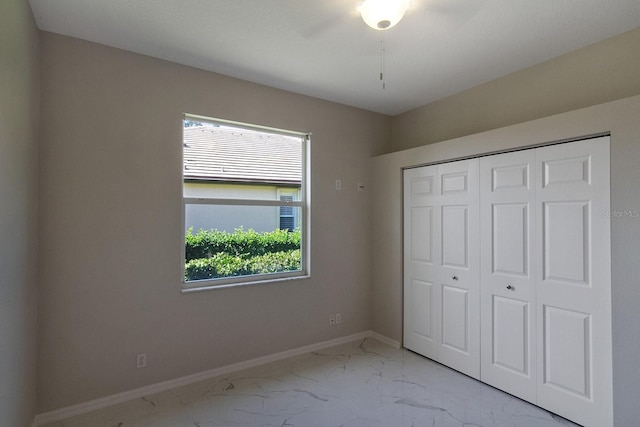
[411,175,435,195]
[441,172,468,194]
[542,156,590,187]
[410,207,433,263]
[535,137,612,427]
[442,285,469,353]
[492,164,529,191]
[404,166,441,359]
[441,205,468,268]
[543,201,589,284]
[492,203,528,276]
[543,305,591,398]
[492,296,529,375]
[408,279,434,341]
[437,159,480,378]
[480,149,537,403]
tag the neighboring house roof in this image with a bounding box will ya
[183,125,302,185]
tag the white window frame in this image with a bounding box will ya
[181,114,310,292]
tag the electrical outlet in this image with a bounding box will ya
[335,313,342,324]
[136,353,147,369]
[329,314,336,326]
[335,179,342,191]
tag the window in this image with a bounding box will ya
[182,115,309,290]
[277,188,300,231]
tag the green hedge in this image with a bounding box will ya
[184,227,302,281]
[185,250,301,281]
[185,227,300,261]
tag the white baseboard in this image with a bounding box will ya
[35,330,398,426]
[369,331,401,349]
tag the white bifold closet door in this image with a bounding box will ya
[403,159,480,379]
[479,149,538,403]
[404,136,612,427]
[480,137,612,427]
[534,139,612,427]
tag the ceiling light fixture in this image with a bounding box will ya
[359,0,411,30]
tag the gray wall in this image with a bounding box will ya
[391,27,640,151]
[37,32,391,412]
[371,95,640,426]
[0,0,39,426]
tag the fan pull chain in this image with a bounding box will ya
[380,31,386,90]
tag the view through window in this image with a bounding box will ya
[182,116,309,288]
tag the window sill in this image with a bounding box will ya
[181,273,311,294]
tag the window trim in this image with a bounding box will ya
[181,115,311,292]
[185,113,310,138]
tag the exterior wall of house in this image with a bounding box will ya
[0,1,39,426]
[37,32,390,413]
[183,182,299,233]
[184,182,279,199]
[183,182,288,233]
[185,205,277,234]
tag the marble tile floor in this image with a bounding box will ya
[43,338,579,427]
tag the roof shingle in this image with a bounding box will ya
[183,125,302,185]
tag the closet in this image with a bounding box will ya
[403,137,612,427]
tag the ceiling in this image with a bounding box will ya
[28,0,640,116]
